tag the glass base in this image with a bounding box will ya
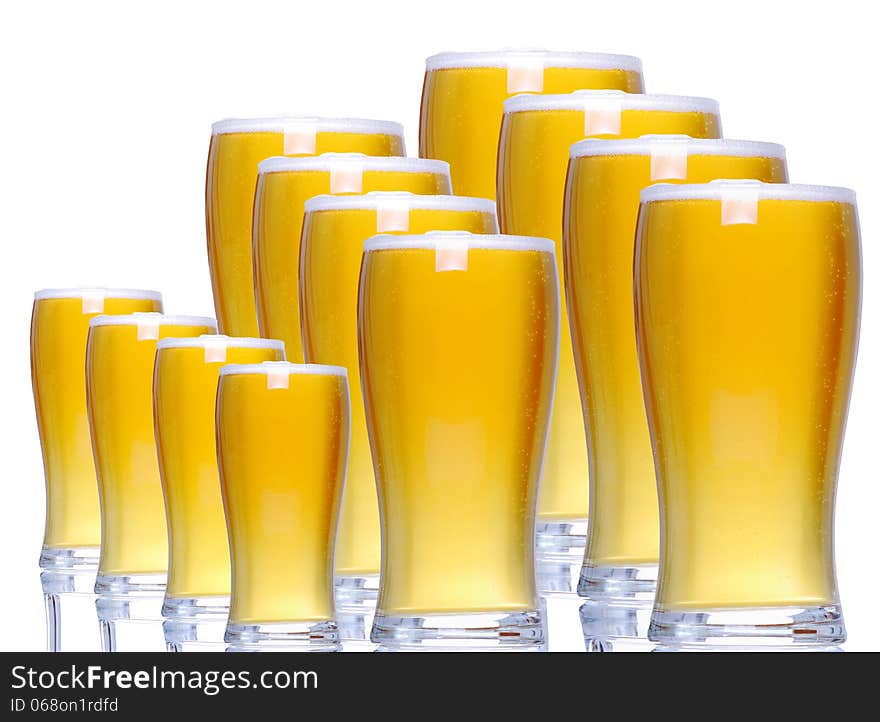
[535,519,587,595]
[95,573,167,652]
[334,574,378,648]
[162,595,229,652]
[371,609,545,648]
[577,562,658,601]
[224,621,340,652]
[652,644,845,653]
[94,571,167,596]
[648,604,846,648]
[40,545,100,572]
[375,643,546,653]
[40,546,101,652]
[580,600,654,652]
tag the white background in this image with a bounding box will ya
[1,0,876,651]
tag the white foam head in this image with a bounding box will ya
[34,288,162,302]
[363,230,556,254]
[425,50,643,72]
[640,180,857,205]
[218,361,348,378]
[570,136,786,160]
[211,116,404,137]
[503,90,720,116]
[303,191,495,215]
[155,334,285,352]
[257,153,451,177]
[88,312,217,329]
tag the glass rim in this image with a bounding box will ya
[155,334,285,352]
[304,192,496,215]
[257,153,450,176]
[503,90,719,116]
[571,136,786,160]
[219,361,348,378]
[34,288,163,302]
[363,231,556,254]
[88,312,217,329]
[425,49,643,72]
[211,116,404,137]
[640,180,857,205]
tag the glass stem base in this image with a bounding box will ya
[224,621,340,652]
[648,604,846,648]
[40,546,101,652]
[577,562,658,601]
[334,574,378,649]
[162,595,229,652]
[576,563,659,651]
[371,609,545,649]
[535,519,587,595]
[579,600,654,652]
[94,573,167,652]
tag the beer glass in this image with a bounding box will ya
[217,362,349,651]
[206,117,405,336]
[498,92,722,593]
[31,288,162,651]
[564,138,788,650]
[154,335,285,651]
[300,192,498,644]
[359,232,559,648]
[635,181,860,647]
[254,153,452,358]
[420,50,643,199]
[87,313,217,651]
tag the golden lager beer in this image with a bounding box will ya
[217,362,349,650]
[565,139,788,608]
[253,154,452,358]
[500,93,722,244]
[31,289,163,561]
[87,313,216,587]
[154,336,284,633]
[498,93,722,589]
[31,289,162,652]
[420,50,643,199]
[359,232,558,647]
[206,117,405,336]
[300,192,498,594]
[635,182,860,646]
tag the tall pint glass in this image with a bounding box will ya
[498,92,721,590]
[300,192,498,643]
[564,138,788,649]
[635,182,860,648]
[31,288,162,650]
[359,232,559,648]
